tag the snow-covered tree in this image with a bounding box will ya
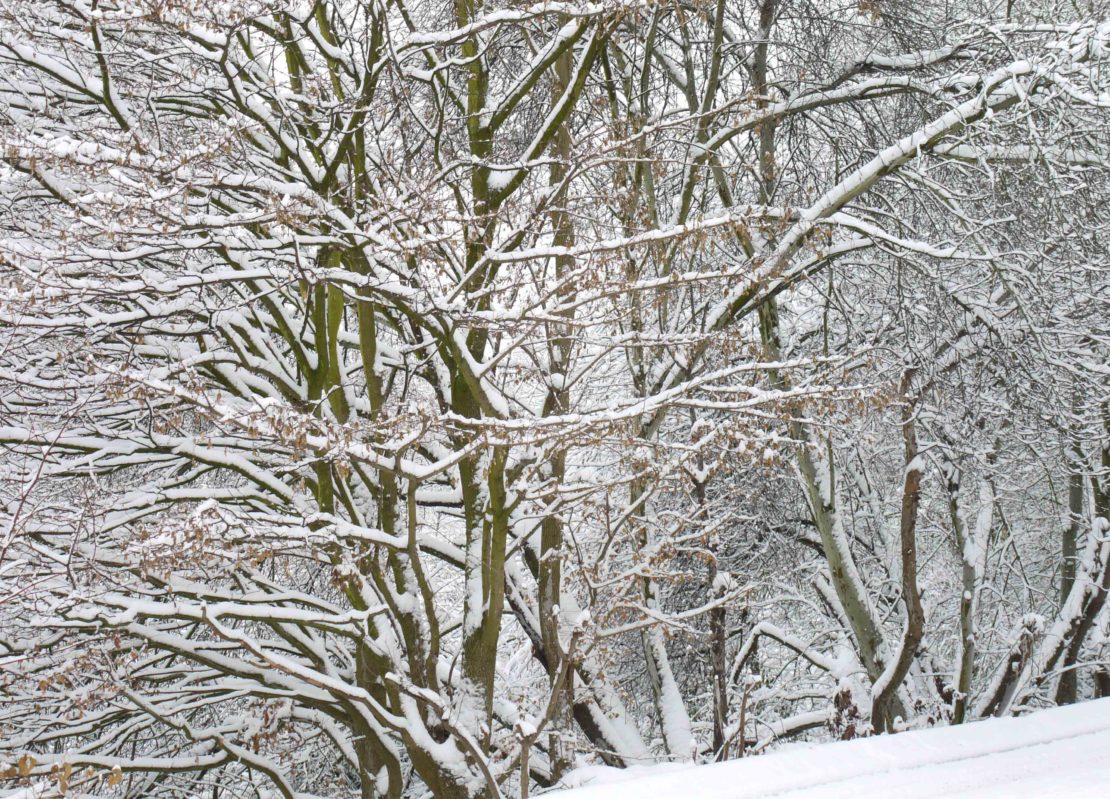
[0,1,1106,797]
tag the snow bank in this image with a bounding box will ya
[551,698,1110,798]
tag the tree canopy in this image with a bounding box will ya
[0,2,1107,798]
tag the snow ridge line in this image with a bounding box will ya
[553,699,1110,799]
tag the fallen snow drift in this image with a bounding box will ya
[551,698,1110,798]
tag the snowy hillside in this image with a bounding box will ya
[552,699,1110,799]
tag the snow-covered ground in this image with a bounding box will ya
[552,699,1110,798]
